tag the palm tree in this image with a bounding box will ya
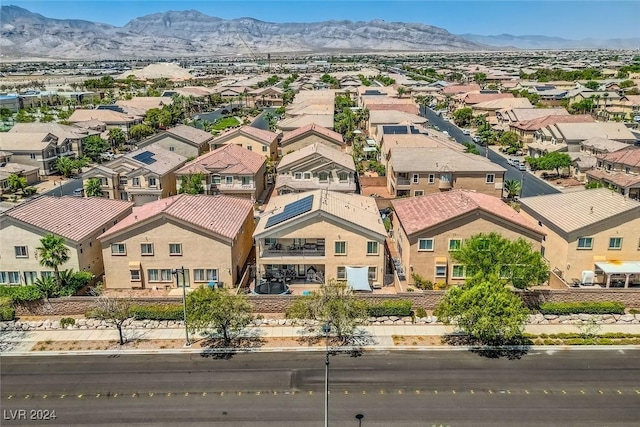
[35,234,70,290]
[397,86,406,99]
[84,178,104,197]
[503,179,523,200]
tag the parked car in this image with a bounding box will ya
[462,129,471,135]
[634,115,640,123]
[517,163,527,171]
[72,187,84,197]
[472,136,482,143]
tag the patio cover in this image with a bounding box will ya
[595,261,640,274]
[346,266,372,292]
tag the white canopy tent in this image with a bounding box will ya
[346,266,372,292]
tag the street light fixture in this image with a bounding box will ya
[172,266,190,347]
[323,323,331,427]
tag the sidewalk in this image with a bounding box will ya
[3,323,640,355]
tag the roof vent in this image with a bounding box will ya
[590,206,594,214]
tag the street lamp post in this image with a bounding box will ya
[323,323,331,427]
[173,266,190,346]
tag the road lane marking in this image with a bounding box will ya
[42,394,47,399]
[344,391,349,395]
[470,390,475,394]
[96,393,101,398]
[148,393,154,397]
[60,394,65,399]
[434,390,438,395]
[398,390,403,395]
[416,390,421,395]
[580,391,585,395]
[308,391,313,395]
[599,390,604,394]
[24,394,30,399]
[524,390,529,394]
[7,395,12,400]
[185,392,190,397]
[167,392,172,397]
[132,393,137,398]
[616,390,622,395]
[380,390,384,394]
[561,390,566,395]
[452,390,456,394]
[202,392,207,397]
[77,394,83,399]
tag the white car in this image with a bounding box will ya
[517,163,527,171]
[462,129,471,135]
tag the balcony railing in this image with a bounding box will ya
[395,178,411,186]
[261,244,325,258]
[213,182,256,190]
[438,180,452,190]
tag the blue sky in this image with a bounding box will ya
[6,1,640,39]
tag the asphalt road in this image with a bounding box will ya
[420,107,560,198]
[40,177,83,197]
[2,351,639,426]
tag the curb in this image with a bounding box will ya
[3,345,640,357]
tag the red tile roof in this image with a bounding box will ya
[596,146,640,167]
[99,194,253,240]
[4,196,133,242]
[175,143,265,175]
[280,123,344,144]
[392,190,542,236]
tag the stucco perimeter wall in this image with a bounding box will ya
[14,289,640,316]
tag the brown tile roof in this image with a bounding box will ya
[122,144,187,175]
[175,143,264,175]
[99,194,253,241]
[464,93,513,105]
[8,122,99,141]
[442,84,481,95]
[586,169,640,188]
[596,146,640,167]
[4,196,133,242]
[237,126,279,143]
[277,142,355,171]
[366,104,419,115]
[392,190,541,236]
[0,132,56,151]
[166,124,214,145]
[68,109,140,124]
[511,114,594,131]
[280,123,344,144]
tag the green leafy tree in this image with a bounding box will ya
[83,135,110,162]
[503,179,522,200]
[15,109,34,123]
[285,279,367,344]
[34,276,57,299]
[55,156,76,178]
[108,128,126,146]
[499,131,521,151]
[473,72,487,85]
[129,124,154,141]
[452,232,549,289]
[35,234,70,290]
[535,152,572,177]
[619,80,636,89]
[6,173,27,194]
[434,275,529,345]
[178,173,205,195]
[453,107,473,127]
[584,81,600,90]
[84,178,104,197]
[186,287,253,346]
[396,86,406,98]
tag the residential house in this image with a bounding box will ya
[387,147,506,198]
[367,110,428,139]
[81,144,187,205]
[138,124,213,158]
[280,123,345,154]
[209,126,279,159]
[67,109,143,135]
[115,97,173,116]
[254,190,387,289]
[391,191,544,285]
[471,97,533,121]
[510,114,594,148]
[275,143,357,195]
[0,196,133,284]
[519,189,640,287]
[278,115,335,133]
[496,107,570,127]
[0,132,62,176]
[8,122,100,158]
[441,84,481,96]
[249,87,285,107]
[98,194,255,290]
[0,151,40,196]
[586,146,640,200]
[175,144,266,201]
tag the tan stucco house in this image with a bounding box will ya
[279,123,345,154]
[137,124,213,158]
[98,194,255,290]
[209,126,279,159]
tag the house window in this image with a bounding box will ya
[428,174,435,184]
[8,271,21,285]
[0,272,6,284]
[448,239,462,251]
[132,177,140,187]
[169,243,182,255]
[625,167,631,174]
[367,241,379,255]
[414,190,424,197]
[242,176,251,185]
[247,145,252,151]
[14,246,28,258]
[148,269,159,282]
[24,271,38,285]
[435,265,447,278]
[130,270,141,281]
[368,267,377,281]
[486,174,495,184]
[30,153,37,159]
[111,243,126,255]
[294,172,303,180]
[337,266,346,280]
[148,177,157,187]
[225,176,234,184]
[119,177,128,185]
[140,243,154,256]
[451,265,466,279]
[194,269,218,282]
[319,172,329,183]
[338,172,348,182]
[418,239,434,251]
[412,174,419,184]
[577,237,593,250]
[609,237,622,250]
[169,146,175,152]
[303,172,311,180]
[262,145,268,152]
[334,241,347,255]
[264,238,277,247]
[41,271,53,279]
[100,177,108,186]
[212,175,221,184]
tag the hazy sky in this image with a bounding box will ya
[6,1,640,39]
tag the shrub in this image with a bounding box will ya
[130,304,184,320]
[411,274,433,290]
[367,300,412,317]
[60,317,76,328]
[538,301,625,315]
[0,285,43,302]
[414,307,428,318]
[0,297,15,321]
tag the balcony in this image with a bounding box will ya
[260,240,326,258]
[395,177,411,187]
[217,182,256,191]
[438,180,452,190]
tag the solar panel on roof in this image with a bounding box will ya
[383,125,408,135]
[132,151,157,165]
[265,195,314,229]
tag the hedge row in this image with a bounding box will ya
[131,304,184,321]
[367,300,412,317]
[538,301,625,315]
[0,285,43,303]
[0,297,15,321]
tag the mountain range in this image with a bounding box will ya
[460,33,640,50]
[1,6,639,61]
